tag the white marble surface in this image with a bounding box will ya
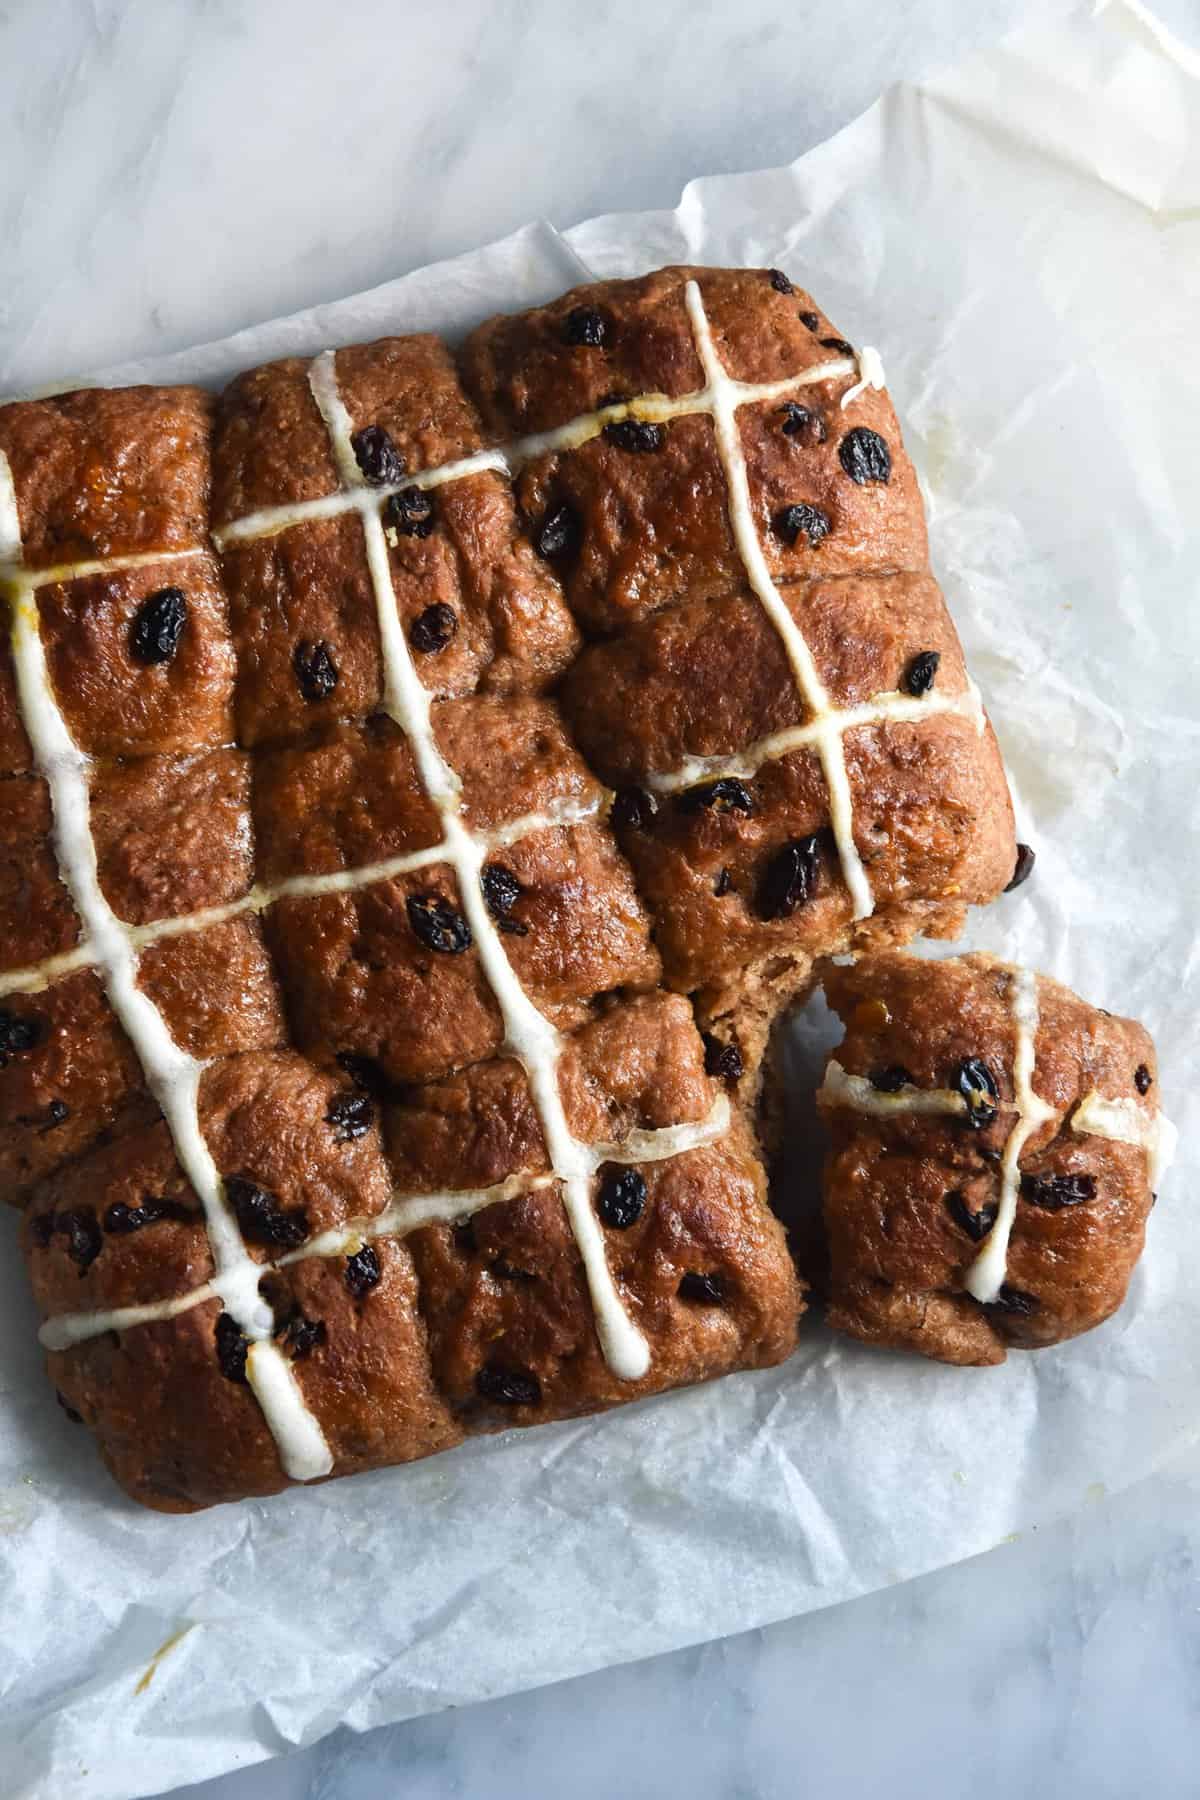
[0,0,1098,391]
[2,2,1198,1796]
[169,1437,1200,1800]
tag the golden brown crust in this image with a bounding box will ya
[408,1129,797,1427]
[739,390,928,584]
[89,748,254,925]
[197,1050,396,1254]
[22,1116,211,1317]
[0,265,1020,1508]
[35,554,236,758]
[434,694,602,832]
[50,1300,291,1512]
[817,952,1161,1364]
[136,920,286,1061]
[210,358,340,526]
[0,973,150,1203]
[469,268,928,635]
[219,515,381,749]
[0,385,213,567]
[0,636,34,774]
[262,1244,465,1485]
[215,336,580,737]
[461,268,707,436]
[335,335,485,468]
[0,776,82,968]
[382,472,581,700]
[264,865,508,1088]
[515,415,738,634]
[44,996,801,1510]
[251,718,442,882]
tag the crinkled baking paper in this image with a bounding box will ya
[2,5,1197,1794]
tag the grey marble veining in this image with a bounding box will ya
[3,1,1198,1796]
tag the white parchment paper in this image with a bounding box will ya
[2,4,1197,1795]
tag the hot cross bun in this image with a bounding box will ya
[0,267,1015,1508]
[816,952,1174,1364]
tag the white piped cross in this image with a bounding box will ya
[1,278,966,1482]
[819,963,1174,1301]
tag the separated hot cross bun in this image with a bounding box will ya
[817,952,1175,1365]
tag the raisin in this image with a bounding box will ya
[563,306,607,347]
[129,587,187,665]
[1005,844,1036,893]
[30,1213,55,1248]
[325,1091,375,1142]
[598,390,630,411]
[280,1313,325,1360]
[603,419,663,453]
[756,834,822,920]
[703,1033,744,1082]
[293,638,338,702]
[409,603,458,654]
[954,1058,1000,1130]
[19,1096,70,1135]
[386,485,434,537]
[904,650,940,696]
[481,864,521,913]
[56,1391,83,1424]
[869,1065,913,1093]
[839,426,892,485]
[678,1271,726,1304]
[406,892,472,955]
[799,311,821,332]
[58,1210,102,1273]
[534,500,580,561]
[713,866,733,897]
[215,1312,249,1383]
[945,1191,997,1241]
[336,1051,390,1097]
[0,1008,41,1067]
[988,1285,1040,1317]
[677,778,755,816]
[345,1244,382,1297]
[351,424,406,486]
[103,1198,174,1234]
[226,1175,309,1250]
[476,1363,542,1407]
[773,502,831,548]
[1135,1064,1153,1095]
[481,863,528,937]
[778,402,827,444]
[611,786,658,831]
[820,336,855,356]
[596,1166,647,1230]
[1020,1172,1097,1210]
[768,269,794,294]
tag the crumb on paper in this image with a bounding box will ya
[135,1625,194,1697]
[0,1486,37,1534]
